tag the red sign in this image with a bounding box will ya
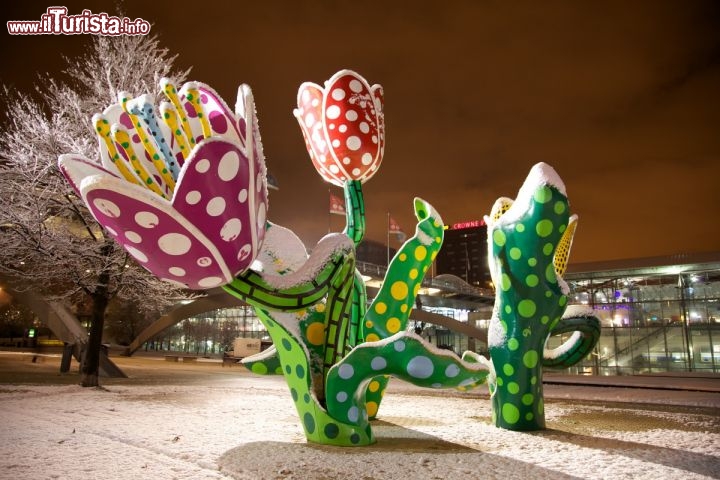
[451,220,485,230]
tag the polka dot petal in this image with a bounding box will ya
[295,70,384,186]
[173,138,265,277]
[83,181,231,289]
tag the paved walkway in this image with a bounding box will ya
[2,350,719,410]
[544,372,720,392]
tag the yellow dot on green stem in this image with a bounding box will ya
[386,317,401,333]
[391,282,408,301]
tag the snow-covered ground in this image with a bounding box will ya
[0,353,718,479]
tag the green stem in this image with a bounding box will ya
[342,180,368,350]
[361,198,444,418]
[543,315,601,369]
[487,168,570,431]
[343,180,365,246]
[222,234,352,311]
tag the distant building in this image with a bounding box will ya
[435,220,490,287]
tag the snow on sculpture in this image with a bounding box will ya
[58,69,599,446]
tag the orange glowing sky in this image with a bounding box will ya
[2,1,719,264]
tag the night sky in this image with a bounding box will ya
[2,1,719,264]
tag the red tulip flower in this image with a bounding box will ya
[294,70,384,186]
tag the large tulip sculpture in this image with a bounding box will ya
[484,162,600,431]
[226,70,491,445]
[58,70,598,446]
[60,73,490,447]
[59,80,269,290]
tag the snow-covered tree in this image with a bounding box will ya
[0,33,191,387]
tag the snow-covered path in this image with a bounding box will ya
[0,355,718,479]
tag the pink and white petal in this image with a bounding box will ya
[235,85,268,207]
[197,83,242,144]
[80,175,232,290]
[58,154,119,198]
[173,137,261,278]
[235,84,252,148]
[296,82,344,186]
[322,70,381,182]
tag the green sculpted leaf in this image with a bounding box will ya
[326,332,490,426]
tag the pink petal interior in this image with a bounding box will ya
[83,179,230,290]
[173,138,264,279]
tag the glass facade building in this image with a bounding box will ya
[556,253,720,375]
[149,253,719,375]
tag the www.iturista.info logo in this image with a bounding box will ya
[7,7,150,36]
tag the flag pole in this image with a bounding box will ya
[386,212,390,267]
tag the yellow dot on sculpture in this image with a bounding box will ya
[365,333,380,342]
[366,401,378,417]
[431,251,437,261]
[368,380,380,392]
[409,268,419,279]
[365,320,374,328]
[414,245,427,261]
[375,302,387,314]
[386,317,401,333]
[399,253,407,261]
[400,304,408,313]
[391,281,408,300]
[414,284,421,296]
[305,322,325,346]
[315,303,326,313]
